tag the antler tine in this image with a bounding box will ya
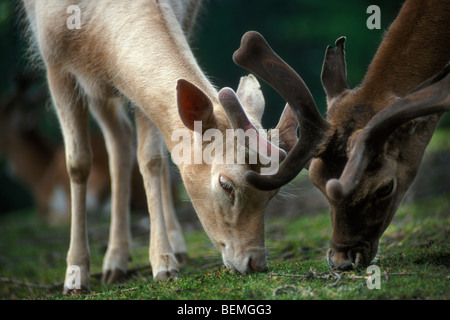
[246,135,322,190]
[326,64,450,200]
[321,36,349,99]
[233,31,326,126]
[218,87,287,161]
[233,31,329,190]
[326,136,372,200]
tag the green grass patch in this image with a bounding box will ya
[0,190,448,300]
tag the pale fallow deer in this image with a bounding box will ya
[233,0,450,270]
[22,0,293,294]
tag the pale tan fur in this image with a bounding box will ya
[22,0,282,293]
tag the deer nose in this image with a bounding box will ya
[248,256,268,272]
[327,247,354,271]
[247,253,267,272]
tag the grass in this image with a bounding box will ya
[0,191,448,300]
[0,129,449,301]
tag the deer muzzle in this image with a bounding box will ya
[326,242,373,270]
[221,245,268,274]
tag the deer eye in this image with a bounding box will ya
[219,175,235,198]
[375,180,394,200]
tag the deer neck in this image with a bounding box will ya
[360,0,450,105]
[94,0,222,150]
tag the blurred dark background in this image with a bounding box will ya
[0,0,448,214]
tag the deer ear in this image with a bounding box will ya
[321,37,349,100]
[272,104,298,152]
[177,79,215,131]
[236,74,265,122]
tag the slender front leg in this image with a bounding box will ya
[161,157,188,266]
[90,97,134,284]
[135,109,178,280]
[47,68,92,294]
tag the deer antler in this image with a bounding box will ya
[218,87,287,161]
[233,31,330,190]
[321,37,349,99]
[326,64,450,200]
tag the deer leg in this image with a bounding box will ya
[89,97,134,284]
[161,157,188,266]
[135,109,178,281]
[47,69,91,294]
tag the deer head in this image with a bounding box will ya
[233,11,450,270]
[174,74,295,273]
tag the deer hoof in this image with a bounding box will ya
[102,268,126,284]
[154,270,178,281]
[175,253,189,266]
[63,285,89,295]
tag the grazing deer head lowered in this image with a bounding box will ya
[234,0,450,270]
[22,0,297,294]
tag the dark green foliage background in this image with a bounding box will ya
[0,0,408,212]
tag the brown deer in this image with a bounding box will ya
[0,73,58,219]
[0,73,147,223]
[22,0,292,293]
[233,0,450,270]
